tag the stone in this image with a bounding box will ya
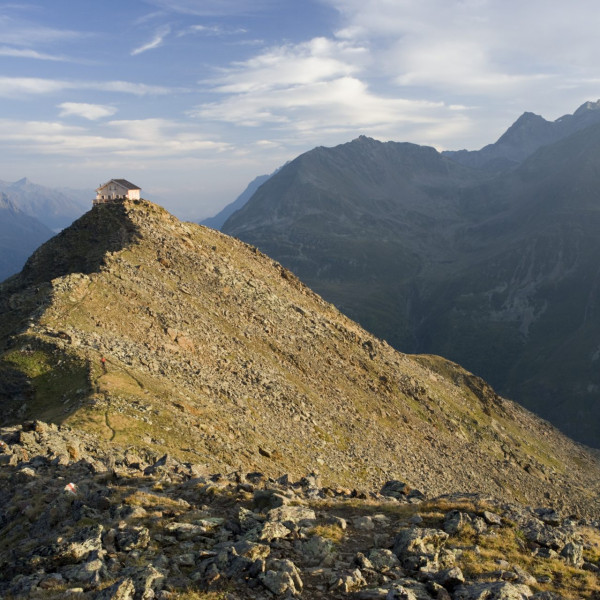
[392,527,449,571]
[256,520,292,542]
[260,559,303,596]
[534,508,561,526]
[353,515,376,530]
[267,505,316,528]
[560,541,584,567]
[37,573,65,589]
[434,566,465,590]
[367,549,401,572]
[253,488,289,511]
[483,510,503,526]
[96,578,136,600]
[443,510,472,535]
[302,535,337,567]
[380,480,410,499]
[523,522,568,550]
[163,522,207,541]
[238,506,263,532]
[329,568,367,593]
[453,581,533,599]
[116,526,150,552]
[61,524,104,562]
[61,554,105,585]
[173,553,196,567]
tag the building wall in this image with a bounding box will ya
[95,182,140,201]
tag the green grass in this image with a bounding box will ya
[1,344,89,424]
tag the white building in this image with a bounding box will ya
[94,179,141,205]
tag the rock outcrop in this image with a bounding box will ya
[1,421,599,599]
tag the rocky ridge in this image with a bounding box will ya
[1,200,599,520]
[1,420,599,599]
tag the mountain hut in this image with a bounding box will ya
[94,179,141,205]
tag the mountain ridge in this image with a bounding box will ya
[1,199,599,519]
[442,99,600,170]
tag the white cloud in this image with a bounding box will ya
[0,46,70,61]
[191,35,467,145]
[177,24,247,37]
[0,118,230,159]
[207,37,366,94]
[0,77,67,96]
[99,81,175,95]
[0,76,174,98]
[0,14,83,47]
[144,0,275,16]
[322,0,600,100]
[131,24,171,55]
[58,103,118,121]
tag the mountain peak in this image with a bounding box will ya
[354,134,379,144]
[574,99,600,115]
[495,111,551,146]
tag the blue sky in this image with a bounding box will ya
[1,0,599,220]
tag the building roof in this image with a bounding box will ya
[97,178,141,191]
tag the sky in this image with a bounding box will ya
[1,0,599,220]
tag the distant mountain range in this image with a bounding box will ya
[0,194,54,283]
[221,100,600,447]
[0,178,88,282]
[0,177,88,231]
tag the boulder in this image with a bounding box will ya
[453,581,533,599]
[96,578,136,600]
[443,510,472,535]
[393,527,449,571]
[267,505,316,528]
[260,558,303,596]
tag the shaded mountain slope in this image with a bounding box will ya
[201,173,272,230]
[1,200,599,517]
[0,193,53,283]
[223,137,487,349]
[223,123,600,447]
[419,122,600,445]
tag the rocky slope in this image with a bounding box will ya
[1,199,599,523]
[1,420,599,599]
[222,110,600,448]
